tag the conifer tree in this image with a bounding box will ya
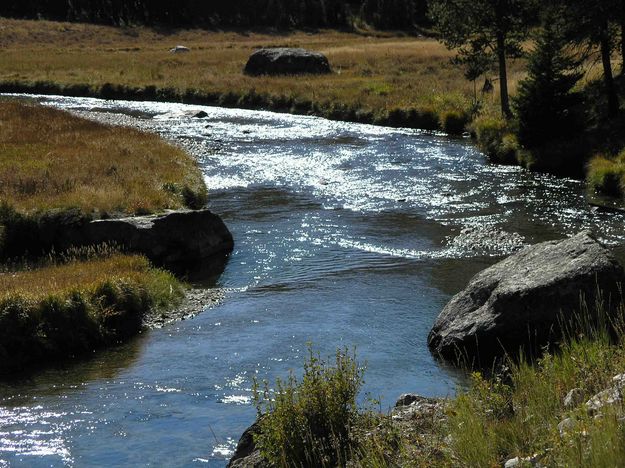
[429,0,534,119]
[515,15,583,148]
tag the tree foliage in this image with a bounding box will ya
[0,0,430,30]
[555,0,621,118]
[515,13,584,149]
[429,0,535,118]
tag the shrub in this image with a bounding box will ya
[441,110,469,135]
[253,347,364,467]
[587,153,625,197]
[473,117,519,164]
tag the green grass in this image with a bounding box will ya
[472,116,520,165]
[0,17,529,133]
[587,151,625,197]
[253,347,364,467]
[254,313,625,467]
[0,97,203,374]
[0,249,184,375]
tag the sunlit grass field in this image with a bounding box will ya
[0,100,206,215]
[0,18,527,118]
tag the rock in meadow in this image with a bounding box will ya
[243,48,331,76]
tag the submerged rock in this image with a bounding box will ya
[243,48,331,76]
[428,232,625,365]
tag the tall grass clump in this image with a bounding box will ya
[446,305,625,467]
[473,116,520,164]
[440,110,469,135]
[587,151,625,197]
[253,347,364,467]
[0,252,184,374]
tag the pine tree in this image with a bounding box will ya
[515,16,583,149]
[429,0,535,119]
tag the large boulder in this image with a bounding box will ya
[428,232,625,365]
[243,48,331,76]
[79,209,234,269]
[0,208,233,270]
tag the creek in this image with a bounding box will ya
[1,94,624,467]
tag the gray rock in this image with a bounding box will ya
[84,209,233,268]
[558,417,575,437]
[228,450,264,468]
[11,208,233,270]
[504,457,521,468]
[395,393,422,407]
[586,374,625,415]
[504,454,543,467]
[228,419,268,468]
[428,232,625,365]
[563,388,585,409]
[392,394,445,423]
[169,45,190,53]
[243,48,331,76]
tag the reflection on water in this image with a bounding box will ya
[1,94,625,466]
[0,336,145,465]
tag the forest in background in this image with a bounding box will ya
[0,0,430,30]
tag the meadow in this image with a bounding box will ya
[0,99,204,373]
[0,18,528,127]
[0,100,206,216]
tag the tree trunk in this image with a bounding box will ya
[622,0,625,74]
[600,23,619,118]
[496,31,512,119]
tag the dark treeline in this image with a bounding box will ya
[0,0,430,30]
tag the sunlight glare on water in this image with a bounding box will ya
[1,94,625,467]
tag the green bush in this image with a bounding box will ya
[473,117,519,164]
[253,347,364,467]
[587,153,625,197]
[447,308,625,467]
[440,110,469,135]
[0,256,184,375]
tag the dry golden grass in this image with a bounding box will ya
[0,100,206,215]
[0,18,527,116]
[0,250,184,374]
[0,253,156,299]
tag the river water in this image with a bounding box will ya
[1,94,625,467]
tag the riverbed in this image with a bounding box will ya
[1,94,624,467]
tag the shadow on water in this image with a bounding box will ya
[167,252,231,287]
[0,333,147,401]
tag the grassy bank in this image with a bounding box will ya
[0,99,208,374]
[0,100,206,216]
[0,250,184,375]
[0,18,527,132]
[250,328,625,467]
